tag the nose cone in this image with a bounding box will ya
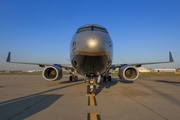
[86,36,105,52]
[77,32,108,55]
[88,38,98,48]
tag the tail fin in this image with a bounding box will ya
[169,52,174,62]
[6,52,11,62]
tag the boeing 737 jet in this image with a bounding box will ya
[6,24,174,95]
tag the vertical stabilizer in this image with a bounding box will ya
[6,52,11,62]
[169,52,174,62]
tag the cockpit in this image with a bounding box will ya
[77,25,108,33]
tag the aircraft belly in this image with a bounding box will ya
[76,55,109,76]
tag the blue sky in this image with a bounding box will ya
[0,0,180,70]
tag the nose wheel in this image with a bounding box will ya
[87,85,96,94]
[87,78,96,95]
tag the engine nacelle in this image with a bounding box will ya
[42,65,63,81]
[118,65,139,81]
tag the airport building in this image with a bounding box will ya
[154,69,176,73]
[138,67,151,73]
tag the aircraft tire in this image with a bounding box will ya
[87,85,90,94]
[69,76,73,82]
[108,76,111,81]
[74,76,78,82]
[103,76,106,82]
[93,85,96,95]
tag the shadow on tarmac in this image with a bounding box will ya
[155,80,180,85]
[0,95,62,120]
[0,81,84,120]
[60,78,84,83]
[136,80,180,107]
[96,77,133,95]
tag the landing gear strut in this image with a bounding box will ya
[87,77,96,95]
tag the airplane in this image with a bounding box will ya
[6,24,174,95]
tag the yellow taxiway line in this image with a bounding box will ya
[88,113,100,120]
[90,113,98,120]
[90,96,95,106]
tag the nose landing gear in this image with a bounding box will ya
[87,78,96,95]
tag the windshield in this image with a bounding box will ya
[77,27,92,33]
[93,27,107,33]
[77,26,108,33]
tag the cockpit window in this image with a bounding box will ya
[77,26,108,33]
[93,27,108,33]
[77,27,92,33]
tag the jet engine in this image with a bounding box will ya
[118,65,139,81]
[42,65,63,81]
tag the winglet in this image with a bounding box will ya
[6,52,11,62]
[169,52,174,62]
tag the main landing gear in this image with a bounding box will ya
[69,75,78,82]
[69,71,78,82]
[87,77,96,95]
[103,75,111,82]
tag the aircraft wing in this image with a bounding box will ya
[6,52,75,70]
[110,52,174,69]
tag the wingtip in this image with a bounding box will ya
[6,52,11,62]
[169,52,174,62]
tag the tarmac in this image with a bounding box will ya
[0,75,180,120]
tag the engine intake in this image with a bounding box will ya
[42,65,63,81]
[118,65,139,81]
